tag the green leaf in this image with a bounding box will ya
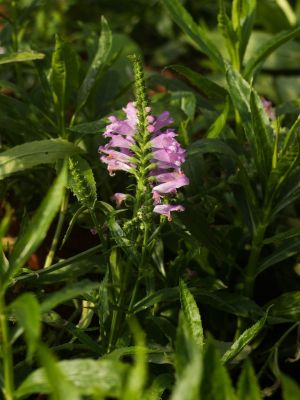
[61,205,85,248]
[244,26,300,78]
[6,165,67,282]
[0,139,81,180]
[207,98,230,138]
[172,312,202,400]
[68,155,97,209]
[50,35,78,121]
[232,0,257,61]
[170,348,202,400]
[179,279,204,352]
[16,357,128,399]
[40,280,100,313]
[249,90,273,180]
[200,339,236,400]
[222,314,267,363]
[267,291,300,324]
[0,51,45,65]
[237,359,262,400]
[68,119,106,135]
[162,0,224,70]
[256,239,300,277]
[170,64,227,101]
[9,293,40,359]
[123,319,147,400]
[145,374,173,400]
[281,373,300,400]
[76,16,112,113]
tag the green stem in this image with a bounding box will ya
[44,188,69,268]
[0,296,14,400]
[244,222,267,298]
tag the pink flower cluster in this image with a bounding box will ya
[99,102,189,220]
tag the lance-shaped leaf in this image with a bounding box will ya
[244,26,300,78]
[9,293,41,359]
[179,279,204,352]
[0,139,81,180]
[6,165,67,283]
[237,359,262,400]
[76,16,112,113]
[162,0,224,70]
[222,314,267,363]
[0,51,45,65]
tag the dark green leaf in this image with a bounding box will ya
[50,35,78,118]
[0,139,81,180]
[207,99,230,138]
[170,64,227,101]
[281,373,300,400]
[145,374,173,400]
[76,16,112,113]
[244,26,300,78]
[267,292,300,324]
[40,280,100,313]
[162,0,224,70]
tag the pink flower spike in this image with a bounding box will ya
[147,125,155,132]
[153,204,184,221]
[112,193,127,208]
[152,172,189,194]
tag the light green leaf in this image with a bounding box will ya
[145,374,173,400]
[237,359,262,400]
[244,26,300,78]
[162,0,224,70]
[201,339,236,400]
[179,279,204,352]
[123,319,147,400]
[76,16,112,113]
[281,373,300,400]
[9,293,40,359]
[68,155,97,210]
[6,165,67,282]
[40,280,99,313]
[207,99,230,138]
[0,51,45,65]
[222,315,267,363]
[172,312,202,400]
[16,357,128,399]
[0,139,81,180]
[232,0,257,60]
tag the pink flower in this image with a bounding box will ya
[152,171,189,195]
[112,193,127,207]
[153,204,184,221]
[99,102,189,218]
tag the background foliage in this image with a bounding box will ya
[0,0,300,399]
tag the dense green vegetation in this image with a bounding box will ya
[0,1,300,399]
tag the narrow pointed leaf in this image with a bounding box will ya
[162,0,224,70]
[237,359,262,400]
[6,165,67,281]
[244,26,300,78]
[179,279,204,352]
[0,51,45,65]
[222,314,267,363]
[0,139,81,180]
[76,16,112,112]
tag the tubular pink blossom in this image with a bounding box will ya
[112,193,127,207]
[153,204,184,220]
